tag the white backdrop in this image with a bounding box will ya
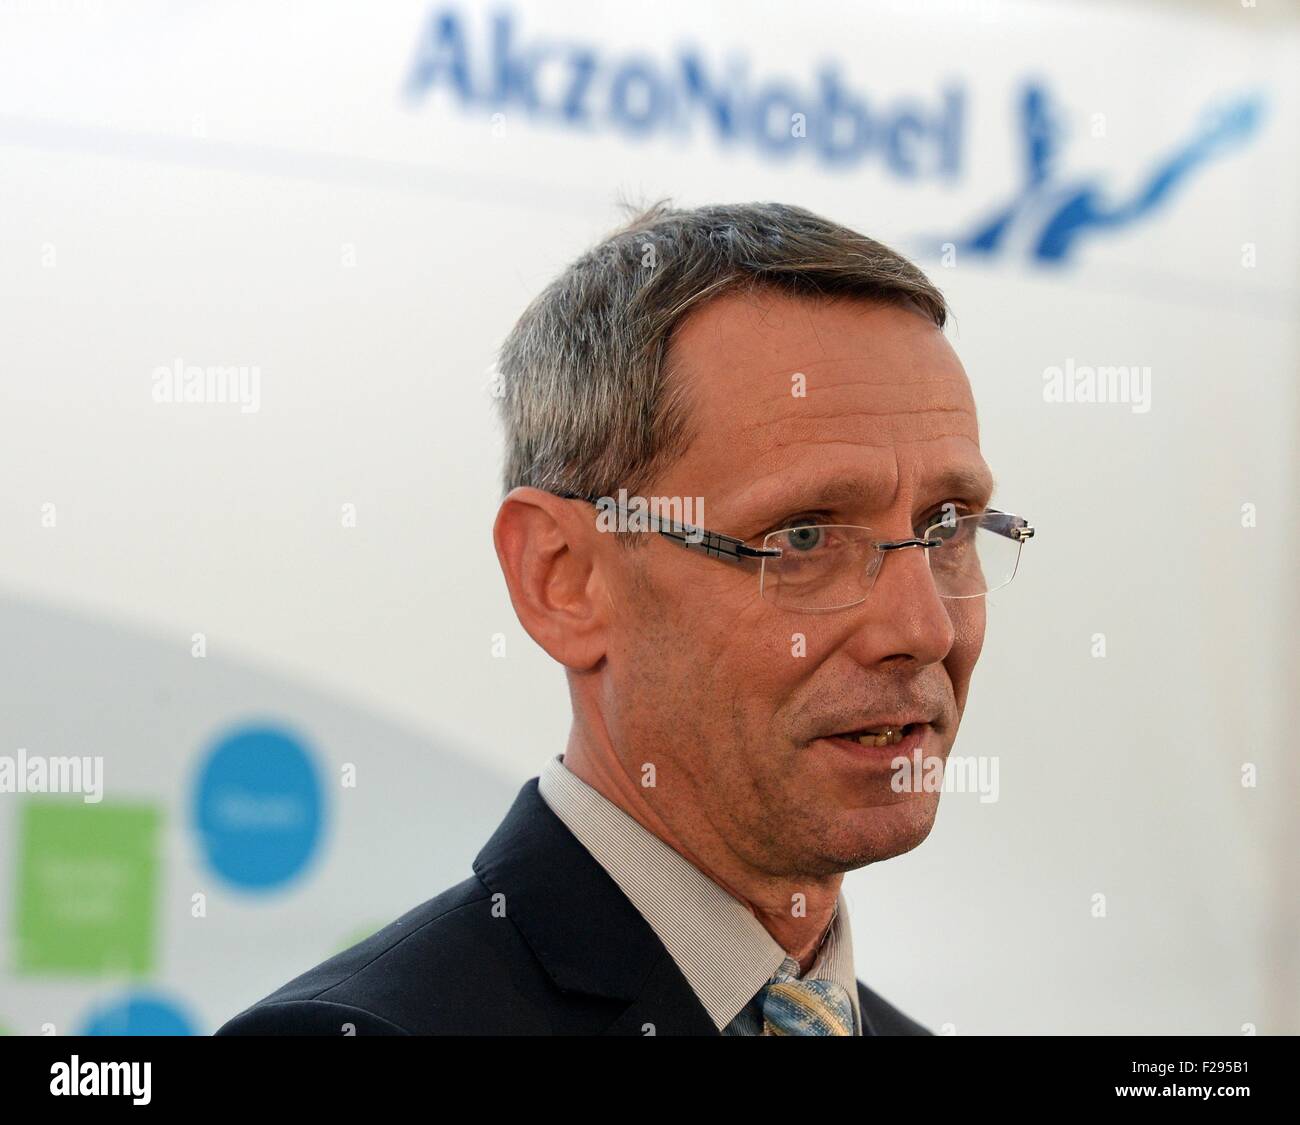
[0,0,1296,1035]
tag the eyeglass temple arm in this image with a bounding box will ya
[981,508,1036,543]
[555,492,781,562]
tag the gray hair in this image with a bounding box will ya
[495,200,947,499]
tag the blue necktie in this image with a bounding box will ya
[760,975,855,1036]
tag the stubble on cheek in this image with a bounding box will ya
[609,557,749,818]
[946,599,985,721]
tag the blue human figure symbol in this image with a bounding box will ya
[957,83,1264,264]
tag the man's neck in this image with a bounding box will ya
[561,731,842,975]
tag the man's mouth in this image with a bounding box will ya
[825,721,928,748]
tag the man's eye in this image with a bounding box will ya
[780,523,824,552]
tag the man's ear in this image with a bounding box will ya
[492,487,610,671]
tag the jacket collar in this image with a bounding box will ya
[472,778,718,1035]
[471,778,886,1035]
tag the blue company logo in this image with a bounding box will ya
[947,83,1264,264]
[192,723,325,892]
[403,8,1265,266]
[403,8,963,178]
[81,992,195,1036]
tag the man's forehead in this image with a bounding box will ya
[671,287,957,373]
[666,290,983,499]
[671,291,974,426]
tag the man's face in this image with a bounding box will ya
[596,290,992,878]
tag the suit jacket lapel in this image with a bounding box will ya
[856,982,879,1036]
[472,778,718,1035]
[598,949,720,1036]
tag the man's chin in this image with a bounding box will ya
[820,797,941,870]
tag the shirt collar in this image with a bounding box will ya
[537,754,862,1032]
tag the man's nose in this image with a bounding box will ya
[851,542,955,666]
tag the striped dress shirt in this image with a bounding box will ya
[537,754,862,1035]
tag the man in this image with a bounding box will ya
[217,201,1033,1036]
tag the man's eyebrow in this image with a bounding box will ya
[742,466,996,518]
[932,466,997,503]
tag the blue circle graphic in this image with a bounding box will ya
[81,992,195,1036]
[193,723,325,891]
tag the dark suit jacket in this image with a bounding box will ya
[216,778,931,1035]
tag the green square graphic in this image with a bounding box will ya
[13,800,161,976]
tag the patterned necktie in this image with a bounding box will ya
[760,975,856,1036]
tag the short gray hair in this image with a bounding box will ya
[496,200,947,498]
